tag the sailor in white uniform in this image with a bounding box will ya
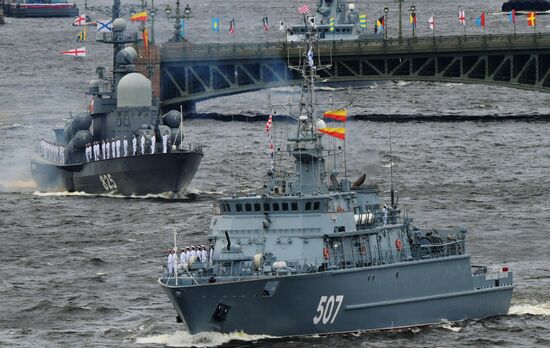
[105,140,110,159]
[151,134,156,154]
[111,138,116,159]
[201,245,208,263]
[162,133,169,153]
[101,140,106,160]
[167,249,174,276]
[132,135,137,156]
[123,136,128,157]
[115,137,120,158]
[140,135,145,155]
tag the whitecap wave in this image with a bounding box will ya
[30,190,194,200]
[437,320,462,332]
[509,303,550,316]
[135,330,275,347]
[0,122,32,130]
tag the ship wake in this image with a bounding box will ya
[135,330,275,347]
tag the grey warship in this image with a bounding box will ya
[31,4,202,196]
[158,28,513,337]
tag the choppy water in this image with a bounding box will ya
[1,0,550,347]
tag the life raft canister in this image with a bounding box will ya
[395,239,403,251]
[323,247,330,259]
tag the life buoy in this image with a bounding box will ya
[395,239,403,251]
[322,247,330,259]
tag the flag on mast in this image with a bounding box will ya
[323,109,347,122]
[298,4,310,15]
[410,13,416,28]
[459,11,466,25]
[319,127,345,140]
[229,19,235,34]
[508,9,516,23]
[76,28,87,42]
[130,11,148,22]
[475,12,485,27]
[61,47,86,57]
[263,17,269,31]
[73,14,86,26]
[428,16,435,30]
[527,11,536,27]
[143,28,149,50]
[212,17,219,32]
[279,20,284,31]
[375,16,384,33]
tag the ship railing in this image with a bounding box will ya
[160,240,467,282]
[177,141,203,153]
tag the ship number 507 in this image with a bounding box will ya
[313,295,344,325]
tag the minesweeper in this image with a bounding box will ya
[31,2,202,196]
[158,24,513,337]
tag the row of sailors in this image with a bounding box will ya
[167,245,213,276]
[85,133,171,162]
[40,140,65,164]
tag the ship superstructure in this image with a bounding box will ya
[158,25,513,337]
[3,0,79,17]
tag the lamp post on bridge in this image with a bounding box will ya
[166,1,192,42]
[384,7,389,40]
[395,0,404,40]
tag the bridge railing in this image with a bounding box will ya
[161,32,550,62]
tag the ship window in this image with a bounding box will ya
[305,202,312,211]
[245,203,252,212]
[282,203,289,211]
[291,202,298,211]
[254,203,261,211]
[116,117,122,126]
[314,201,320,210]
[273,203,280,211]
[123,116,129,126]
[236,204,242,212]
[263,203,270,212]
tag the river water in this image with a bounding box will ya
[1,0,550,347]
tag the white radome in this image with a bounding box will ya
[117,73,152,108]
[314,119,327,135]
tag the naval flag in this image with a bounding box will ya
[62,47,86,57]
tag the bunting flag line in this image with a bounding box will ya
[263,17,269,31]
[459,11,465,26]
[528,11,536,27]
[97,20,113,33]
[73,14,86,26]
[229,19,235,34]
[319,127,345,140]
[143,28,149,50]
[359,14,367,29]
[212,17,220,32]
[76,28,87,42]
[130,11,148,22]
[329,17,335,32]
[62,47,86,57]
[509,9,516,24]
[323,109,348,122]
[429,16,435,30]
[475,12,485,27]
[298,4,310,15]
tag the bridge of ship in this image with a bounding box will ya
[157,33,550,111]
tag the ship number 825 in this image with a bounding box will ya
[313,295,344,325]
[99,174,117,191]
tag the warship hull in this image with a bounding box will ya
[31,152,202,196]
[161,256,513,336]
[4,4,79,18]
